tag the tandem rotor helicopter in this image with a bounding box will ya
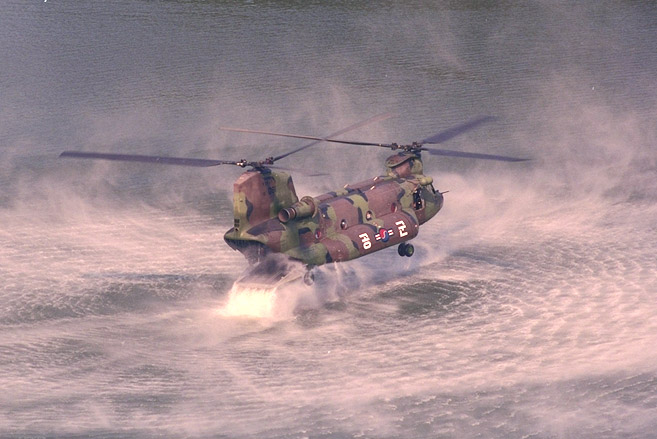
[61,113,526,287]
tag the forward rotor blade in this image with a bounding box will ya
[220,112,395,157]
[421,116,496,144]
[60,151,236,167]
[423,147,528,162]
[220,129,389,148]
[272,112,395,162]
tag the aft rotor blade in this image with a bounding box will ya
[269,165,329,177]
[272,112,395,161]
[423,147,528,162]
[421,116,496,144]
[60,151,237,167]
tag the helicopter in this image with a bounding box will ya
[60,114,526,286]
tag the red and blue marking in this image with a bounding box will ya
[375,228,394,243]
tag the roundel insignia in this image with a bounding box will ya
[378,228,389,242]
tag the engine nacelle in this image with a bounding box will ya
[278,196,317,223]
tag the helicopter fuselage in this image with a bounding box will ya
[59,113,526,280]
[223,152,443,266]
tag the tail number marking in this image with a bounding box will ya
[395,220,408,237]
[358,233,372,250]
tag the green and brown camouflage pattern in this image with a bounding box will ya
[223,152,443,266]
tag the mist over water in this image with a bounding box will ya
[2,1,657,438]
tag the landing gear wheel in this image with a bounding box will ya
[398,242,415,257]
[303,270,315,286]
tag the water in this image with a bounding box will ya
[2,1,657,438]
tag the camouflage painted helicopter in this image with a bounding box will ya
[61,114,525,285]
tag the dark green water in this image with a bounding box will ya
[2,1,657,438]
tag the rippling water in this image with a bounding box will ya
[2,1,657,438]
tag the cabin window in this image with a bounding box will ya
[391,203,398,213]
[366,211,373,221]
[315,229,322,240]
[340,219,347,229]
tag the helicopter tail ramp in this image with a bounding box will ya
[224,169,299,261]
[232,170,298,229]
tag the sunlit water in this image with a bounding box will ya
[1,1,657,438]
[218,286,279,319]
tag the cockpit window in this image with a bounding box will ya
[413,188,423,210]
